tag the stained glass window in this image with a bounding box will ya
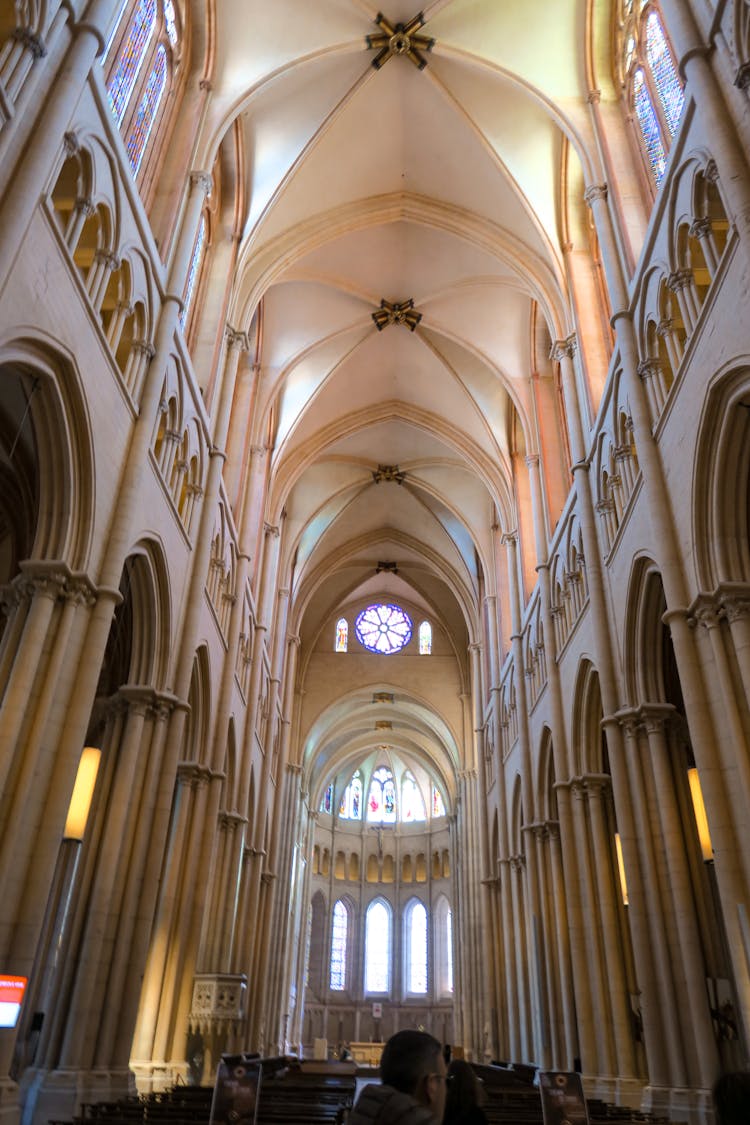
[330,900,348,990]
[645,12,683,137]
[367,766,396,823]
[402,773,426,822]
[125,43,167,174]
[432,786,446,817]
[355,604,412,655]
[418,621,432,655]
[434,897,453,995]
[107,0,156,124]
[339,771,362,819]
[321,784,333,815]
[633,69,666,183]
[406,901,428,993]
[365,900,391,993]
[335,618,348,653]
[164,0,179,46]
[180,215,207,327]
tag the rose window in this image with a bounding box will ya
[355,603,412,654]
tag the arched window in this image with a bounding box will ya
[434,896,453,996]
[355,603,412,654]
[401,772,426,822]
[125,43,166,174]
[365,899,391,993]
[320,784,333,815]
[404,900,428,994]
[335,617,348,653]
[418,621,432,655]
[106,0,156,123]
[180,213,207,329]
[339,770,362,820]
[617,2,684,186]
[105,0,181,179]
[432,786,446,817]
[367,765,396,823]
[330,900,349,991]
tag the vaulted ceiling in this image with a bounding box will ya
[197,0,614,698]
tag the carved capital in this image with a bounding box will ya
[190,170,213,196]
[63,131,80,157]
[549,334,577,361]
[667,268,693,292]
[225,324,249,351]
[689,217,712,240]
[584,183,608,207]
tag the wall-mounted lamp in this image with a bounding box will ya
[63,747,101,841]
[687,767,713,862]
[615,832,629,906]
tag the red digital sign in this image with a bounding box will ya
[0,976,27,1029]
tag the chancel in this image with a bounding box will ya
[0,3,749,1125]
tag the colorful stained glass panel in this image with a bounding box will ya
[330,901,348,990]
[125,43,167,174]
[633,68,666,182]
[645,12,684,137]
[107,0,156,124]
[355,603,412,655]
[180,215,207,327]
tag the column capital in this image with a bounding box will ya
[524,453,540,470]
[190,170,213,196]
[225,324,249,351]
[584,182,608,207]
[549,333,577,361]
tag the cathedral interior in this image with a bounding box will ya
[1,1,750,1123]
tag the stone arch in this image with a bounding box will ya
[184,646,211,765]
[571,658,605,775]
[692,363,750,589]
[0,337,95,572]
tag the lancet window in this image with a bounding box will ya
[367,766,397,823]
[365,899,392,993]
[335,617,348,652]
[339,770,362,820]
[617,2,684,185]
[329,900,349,991]
[105,0,181,178]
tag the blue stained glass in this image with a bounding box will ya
[355,603,412,655]
[107,0,157,124]
[126,43,167,174]
[330,901,348,990]
[633,68,666,183]
[321,784,332,814]
[180,215,207,327]
[645,12,684,138]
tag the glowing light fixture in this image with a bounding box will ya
[615,832,629,906]
[64,747,101,840]
[688,767,713,862]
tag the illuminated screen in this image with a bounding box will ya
[0,976,27,1028]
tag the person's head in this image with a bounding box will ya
[380,1030,447,1121]
[444,1059,486,1121]
[713,1071,750,1125]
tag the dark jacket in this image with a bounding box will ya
[347,1083,439,1124]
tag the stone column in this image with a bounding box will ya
[585,776,637,1079]
[640,706,720,1088]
